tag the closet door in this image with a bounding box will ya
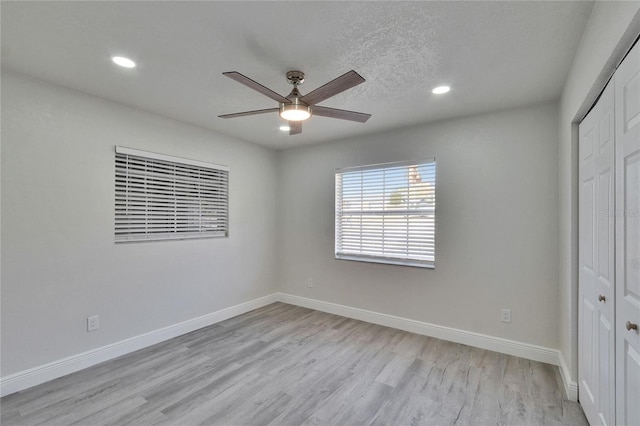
[615,41,640,426]
[579,80,615,426]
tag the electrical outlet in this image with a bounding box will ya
[87,315,99,332]
[307,278,313,288]
[501,309,511,323]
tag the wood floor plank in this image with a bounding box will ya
[1,302,588,425]
[375,352,416,387]
[370,358,434,425]
[301,346,394,425]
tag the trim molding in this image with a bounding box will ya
[558,351,579,402]
[277,292,577,400]
[0,294,277,397]
[1,292,578,402]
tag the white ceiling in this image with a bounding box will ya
[1,1,594,149]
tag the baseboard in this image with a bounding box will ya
[277,293,581,400]
[277,292,563,368]
[0,293,278,397]
[558,351,579,402]
[2,292,578,402]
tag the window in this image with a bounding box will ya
[115,146,229,242]
[335,159,436,268]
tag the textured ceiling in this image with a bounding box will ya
[1,1,594,149]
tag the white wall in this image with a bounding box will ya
[0,72,279,376]
[558,2,640,381]
[277,101,560,349]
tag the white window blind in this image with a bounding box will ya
[115,146,229,242]
[335,159,436,268]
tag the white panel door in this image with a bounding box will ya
[579,79,616,426]
[615,41,640,426]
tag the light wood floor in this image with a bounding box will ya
[1,302,587,425]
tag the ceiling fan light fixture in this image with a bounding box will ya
[280,103,311,121]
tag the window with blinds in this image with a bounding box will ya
[335,159,436,268]
[115,146,229,242]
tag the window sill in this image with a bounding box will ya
[335,254,434,269]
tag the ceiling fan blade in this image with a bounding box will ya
[289,121,302,135]
[218,108,279,119]
[300,70,365,105]
[222,72,290,103]
[312,106,371,123]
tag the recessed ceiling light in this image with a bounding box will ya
[112,56,136,68]
[432,85,450,95]
[279,125,291,131]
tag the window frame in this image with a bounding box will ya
[334,159,436,268]
[115,146,229,243]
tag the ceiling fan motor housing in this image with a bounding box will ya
[280,97,311,121]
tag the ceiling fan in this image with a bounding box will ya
[219,70,371,135]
